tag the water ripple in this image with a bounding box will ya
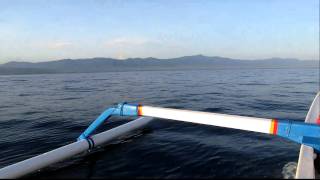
[0,68,318,178]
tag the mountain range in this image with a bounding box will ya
[0,55,318,75]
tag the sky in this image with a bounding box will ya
[0,0,319,63]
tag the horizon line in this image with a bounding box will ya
[1,54,319,65]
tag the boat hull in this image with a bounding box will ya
[296,92,320,179]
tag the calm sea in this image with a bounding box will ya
[0,68,318,178]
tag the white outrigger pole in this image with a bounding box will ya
[0,92,319,178]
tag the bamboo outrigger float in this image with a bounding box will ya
[0,92,319,178]
[0,117,154,178]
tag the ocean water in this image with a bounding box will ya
[0,68,318,178]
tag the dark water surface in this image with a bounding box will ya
[0,68,319,178]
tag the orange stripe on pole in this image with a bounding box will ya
[138,105,143,116]
[316,115,320,125]
[269,119,278,135]
[273,119,278,134]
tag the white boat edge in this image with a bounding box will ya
[295,91,320,179]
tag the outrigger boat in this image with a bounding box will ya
[0,92,319,178]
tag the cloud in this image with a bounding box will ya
[105,37,151,48]
[48,42,73,49]
[102,37,191,59]
[104,37,160,59]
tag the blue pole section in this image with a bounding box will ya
[77,103,139,141]
[276,119,320,152]
[78,108,116,140]
[112,103,139,116]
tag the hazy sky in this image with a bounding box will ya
[0,0,319,63]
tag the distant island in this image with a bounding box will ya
[0,55,318,75]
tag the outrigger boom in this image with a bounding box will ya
[78,103,320,153]
[0,92,319,178]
